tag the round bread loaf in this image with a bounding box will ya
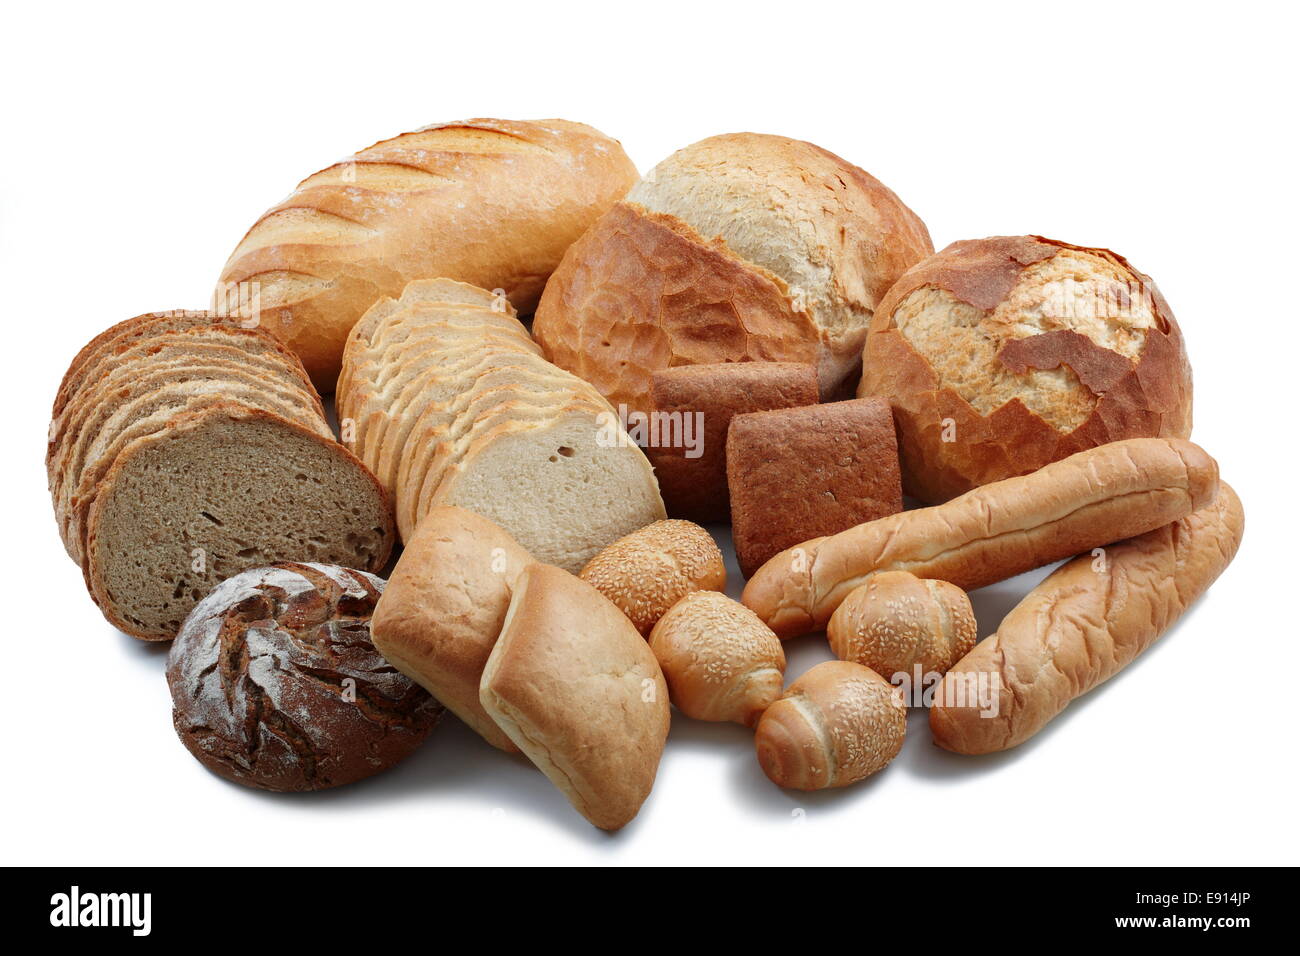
[166,563,441,792]
[754,660,905,790]
[648,590,785,726]
[532,133,933,416]
[860,235,1193,503]
[579,519,725,635]
[826,571,976,680]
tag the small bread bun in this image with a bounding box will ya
[755,661,905,790]
[580,519,725,635]
[826,571,976,680]
[648,591,785,726]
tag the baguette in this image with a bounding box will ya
[742,437,1219,638]
[930,482,1245,754]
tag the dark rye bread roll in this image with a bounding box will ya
[85,403,394,640]
[166,563,442,791]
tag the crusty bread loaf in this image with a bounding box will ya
[931,482,1245,754]
[532,133,933,417]
[754,661,906,790]
[860,236,1193,503]
[579,520,725,635]
[166,563,441,791]
[827,571,977,679]
[370,507,532,752]
[338,278,665,571]
[726,397,903,578]
[85,402,393,640]
[743,438,1219,638]
[480,563,671,831]
[648,591,785,726]
[217,118,638,389]
[647,362,820,521]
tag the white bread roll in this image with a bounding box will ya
[217,119,638,389]
[480,564,671,831]
[533,133,932,416]
[579,520,726,635]
[827,571,976,679]
[754,661,906,790]
[371,507,532,752]
[648,591,785,727]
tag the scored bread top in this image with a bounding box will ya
[217,119,639,388]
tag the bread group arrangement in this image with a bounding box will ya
[48,114,1245,832]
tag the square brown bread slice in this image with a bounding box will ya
[726,397,903,578]
[648,362,819,522]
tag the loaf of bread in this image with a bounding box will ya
[647,591,785,726]
[827,571,976,679]
[647,362,820,521]
[371,507,532,752]
[754,661,906,790]
[338,278,665,570]
[579,520,725,635]
[726,397,902,577]
[931,482,1244,754]
[166,563,442,791]
[50,313,394,640]
[532,133,932,418]
[480,564,671,830]
[743,438,1219,638]
[860,236,1193,503]
[216,118,638,389]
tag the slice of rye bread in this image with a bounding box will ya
[375,363,582,494]
[52,360,326,502]
[429,408,665,572]
[53,311,261,416]
[61,382,335,564]
[58,374,331,537]
[347,347,562,486]
[54,316,314,418]
[84,401,395,640]
[50,333,323,456]
[48,349,325,494]
[398,390,605,538]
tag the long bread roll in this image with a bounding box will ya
[742,438,1218,638]
[217,118,638,389]
[930,482,1244,754]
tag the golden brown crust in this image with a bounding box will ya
[930,482,1245,754]
[741,437,1219,638]
[370,507,532,752]
[861,236,1193,503]
[827,571,977,679]
[479,564,671,831]
[579,520,725,635]
[754,660,906,790]
[533,202,818,415]
[647,361,819,521]
[647,591,785,726]
[218,119,638,389]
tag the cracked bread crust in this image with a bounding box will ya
[166,563,442,792]
[861,235,1193,503]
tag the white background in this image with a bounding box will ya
[4,0,1297,866]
